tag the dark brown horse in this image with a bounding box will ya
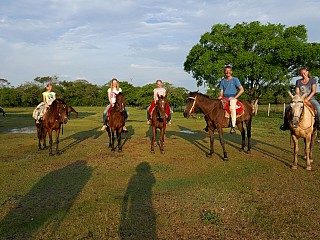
[67,105,78,119]
[184,92,253,160]
[36,99,69,155]
[150,95,168,154]
[105,92,126,152]
[0,106,5,116]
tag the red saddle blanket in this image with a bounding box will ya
[221,97,244,115]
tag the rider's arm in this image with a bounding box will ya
[306,84,316,101]
[234,86,244,99]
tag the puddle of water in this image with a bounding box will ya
[9,127,37,134]
[179,130,196,134]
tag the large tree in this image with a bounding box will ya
[184,21,320,101]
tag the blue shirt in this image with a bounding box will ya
[219,77,242,98]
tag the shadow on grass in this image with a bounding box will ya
[0,160,93,239]
[119,162,157,240]
[59,127,103,154]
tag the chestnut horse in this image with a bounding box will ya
[105,92,126,152]
[0,106,5,116]
[150,95,168,154]
[288,92,317,170]
[36,99,69,155]
[184,92,253,160]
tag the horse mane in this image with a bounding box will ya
[189,91,213,99]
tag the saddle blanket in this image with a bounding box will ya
[221,97,245,118]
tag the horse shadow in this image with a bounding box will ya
[120,125,135,148]
[165,124,221,157]
[75,112,96,119]
[59,127,103,153]
[0,160,92,239]
[119,162,157,239]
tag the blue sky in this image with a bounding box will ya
[1,0,319,91]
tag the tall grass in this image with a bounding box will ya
[0,106,319,239]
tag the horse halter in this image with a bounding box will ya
[290,100,305,122]
[188,95,197,116]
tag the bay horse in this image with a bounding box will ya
[183,92,253,160]
[150,94,168,154]
[288,92,317,170]
[105,92,126,152]
[36,99,69,155]
[67,105,78,119]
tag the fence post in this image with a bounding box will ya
[283,103,286,117]
[267,103,271,117]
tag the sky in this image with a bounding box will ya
[1,0,320,91]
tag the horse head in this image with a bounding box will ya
[52,99,69,124]
[183,91,199,118]
[289,92,306,128]
[156,94,167,121]
[114,92,126,112]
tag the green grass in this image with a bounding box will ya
[0,107,320,239]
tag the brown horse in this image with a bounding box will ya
[105,92,126,152]
[36,99,69,155]
[184,92,253,160]
[67,105,78,119]
[288,92,317,170]
[0,106,5,116]
[150,95,168,154]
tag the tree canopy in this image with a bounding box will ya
[184,21,320,102]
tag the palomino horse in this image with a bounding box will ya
[288,92,317,170]
[150,95,168,154]
[67,105,78,119]
[36,99,69,155]
[184,92,253,160]
[105,92,126,152]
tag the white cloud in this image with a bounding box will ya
[0,0,319,90]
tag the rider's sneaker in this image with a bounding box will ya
[101,125,106,131]
[203,125,209,132]
[123,126,128,132]
[146,120,151,125]
[230,127,236,134]
[168,120,172,126]
[36,120,40,124]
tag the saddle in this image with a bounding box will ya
[304,101,316,116]
[220,97,245,118]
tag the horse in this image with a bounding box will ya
[150,94,168,154]
[36,99,69,155]
[183,92,253,160]
[105,92,126,152]
[287,92,317,170]
[0,106,5,116]
[67,105,78,119]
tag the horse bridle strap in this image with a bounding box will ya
[188,96,197,115]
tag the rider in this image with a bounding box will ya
[101,78,128,132]
[218,65,244,134]
[33,83,56,123]
[147,79,172,125]
[280,67,320,131]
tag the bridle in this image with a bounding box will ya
[156,98,167,120]
[188,95,197,116]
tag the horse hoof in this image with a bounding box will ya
[151,151,155,154]
[247,150,251,154]
[206,153,212,158]
[239,149,244,152]
[111,149,115,153]
[223,157,229,161]
[291,166,298,170]
[118,149,122,153]
[306,166,312,171]
[161,151,165,154]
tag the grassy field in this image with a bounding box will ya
[0,106,320,240]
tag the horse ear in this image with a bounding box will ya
[288,91,294,99]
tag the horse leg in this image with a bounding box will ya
[151,126,156,154]
[291,135,299,169]
[217,128,228,160]
[207,128,215,157]
[111,131,116,152]
[55,128,61,155]
[117,128,122,153]
[309,128,317,163]
[48,129,53,156]
[106,126,112,148]
[238,122,246,152]
[246,119,252,153]
[305,136,312,171]
[160,126,166,154]
[37,124,42,149]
